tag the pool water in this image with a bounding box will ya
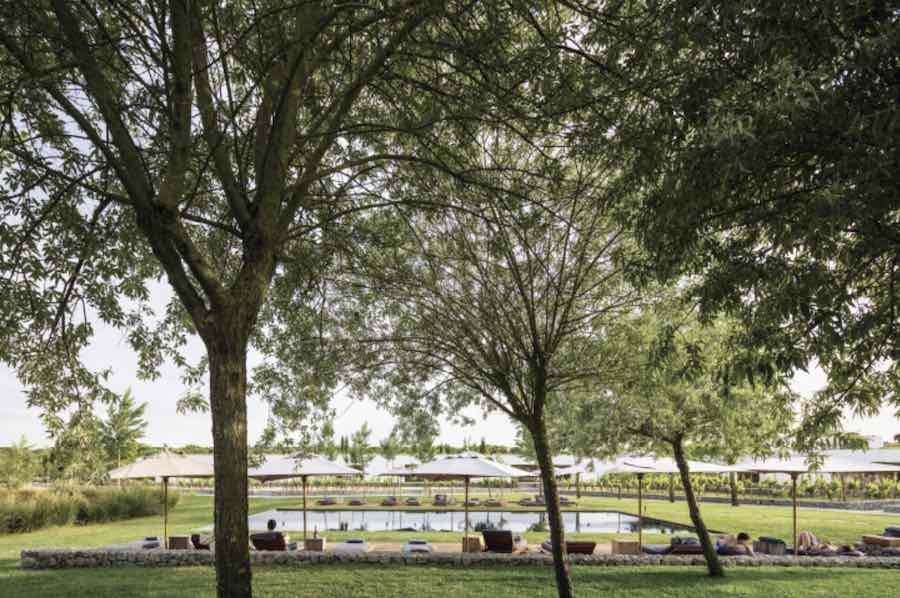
[238,509,694,534]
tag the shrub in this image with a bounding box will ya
[0,484,177,534]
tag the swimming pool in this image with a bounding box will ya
[239,508,696,535]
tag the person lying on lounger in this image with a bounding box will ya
[716,532,754,556]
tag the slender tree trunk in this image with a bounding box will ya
[530,416,574,598]
[207,332,252,598]
[672,437,723,577]
[729,472,739,507]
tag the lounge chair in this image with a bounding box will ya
[862,534,900,548]
[484,498,505,507]
[190,534,211,550]
[465,497,481,507]
[250,531,297,551]
[402,539,434,554]
[482,530,528,554]
[541,540,596,555]
[349,498,366,506]
[641,544,671,555]
[333,538,371,554]
[753,536,787,556]
[668,536,704,555]
[317,497,338,506]
[405,497,422,506]
[381,496,399,507]
[433,494,455,506]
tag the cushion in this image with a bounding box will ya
[641,544,671,555]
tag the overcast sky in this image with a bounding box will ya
[1,295,897,449]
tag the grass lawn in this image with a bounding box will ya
[5,563,900,598]
[1,493,898,597]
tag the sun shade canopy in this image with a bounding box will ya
[411,455,532,479]
[109,452,213,479]
[248,454,362,482]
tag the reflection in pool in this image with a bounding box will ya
[237,509,695,535]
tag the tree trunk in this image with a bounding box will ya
[672,437,723,577]
[208,335,252,598]
[530,416,574,598]
[729,472,739,507]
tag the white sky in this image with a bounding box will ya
[1,301,898,449]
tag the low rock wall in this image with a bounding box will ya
[19,549,900,570]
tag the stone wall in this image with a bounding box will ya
[19,549,900,570]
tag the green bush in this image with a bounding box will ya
[0,485,178,534]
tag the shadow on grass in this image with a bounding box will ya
[3,562,899,598]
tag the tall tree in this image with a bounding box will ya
[378,431,400,469]
[566,0,900,443]
[101,388,148,469]
[0,436,38,489]
[315,420,338,461]
[549,306,798,576]
[0,2,544,595]
[350,138,639,597]
[348,422,372,470]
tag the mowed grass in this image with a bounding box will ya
[1,493,899,597]
[5,563,900,598]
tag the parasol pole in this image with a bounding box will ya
[465,476,470,543]
[637,473,644,552]
[163,476,169,549]
[791,472,798,557]
[303,475,309,540]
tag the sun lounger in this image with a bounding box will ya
[482,530,528,554]
[317,497,338,506]
[541,540,596,555]
[190,534,211,550]
[433,494,455,506]
[641,543,670,555]
[405,497,422,506]
[484,498,505,507]
[863,534,900,547]
[402,539,434,554]
[349,498,366,506]
[465,498,481,506]
[381,496,399,507]
[517,497,537,506]
[668,536,704,555]
[250,531,297,551]
[333,538,372,554]
[753,537,786,556]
